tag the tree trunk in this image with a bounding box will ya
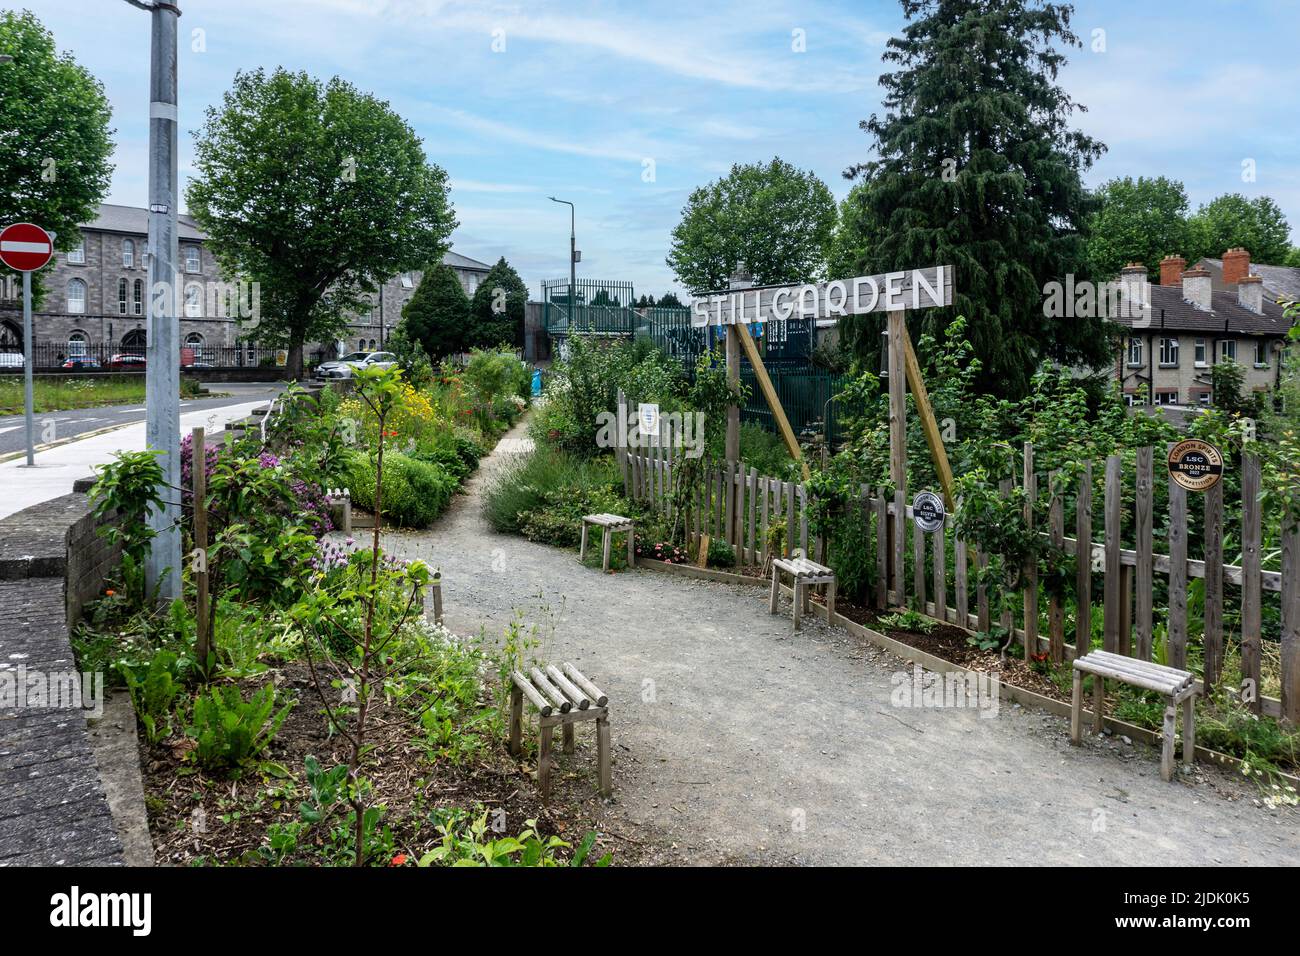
[288,339,305,382]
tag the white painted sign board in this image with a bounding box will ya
[690,266,953,328]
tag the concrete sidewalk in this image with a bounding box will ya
[0,399,269,520]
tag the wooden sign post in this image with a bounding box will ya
[691,266,956,503]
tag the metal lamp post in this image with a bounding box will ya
[548,196,576,320]
[125,0,181,601]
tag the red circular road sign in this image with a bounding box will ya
[0,222,54,272]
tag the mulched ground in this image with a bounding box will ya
[141,661,681,866]
[728,562,1071,701]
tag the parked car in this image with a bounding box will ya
[106,353,147,371]
[0,352,24,370]
[315,351,398,380]
[63,356,102,370]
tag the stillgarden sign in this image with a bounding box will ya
[690,266,954,328]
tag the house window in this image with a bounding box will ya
[1221,340,1237,362]
[1159,337,1179,367]
[1155,390,1179,406]
[1255,340,1270,368]
[1127,337,1143,367]
[66,278,86,314]
[184,245,201,273]
[1197,392,1212,407]
[118,278,128,315]
[184,283,203,318]
[67,331,88,357]
[400,273,414,289]
[133,279,144,316]
[67,237,85,264]
[1194,339,1207,367]
[184,332,206,360]
[122,239,134,268]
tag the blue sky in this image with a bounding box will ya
[19,0,1300,298]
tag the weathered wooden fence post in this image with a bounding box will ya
[192,426,211,669]
[1242,453,1263,713]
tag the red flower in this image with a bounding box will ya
[390,853,408,866]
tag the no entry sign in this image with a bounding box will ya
[0,222,54,272]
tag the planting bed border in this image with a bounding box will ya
[635,557,1300,788]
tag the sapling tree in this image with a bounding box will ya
[290,365,434,866]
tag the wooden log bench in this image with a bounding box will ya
[769,553,836,630]
[509,664,611,799]
[1071,649,1197,781]
[580,513,635,572]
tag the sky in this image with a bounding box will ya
[15,0,1300,299]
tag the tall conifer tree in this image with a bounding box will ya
[837,0,1106,397]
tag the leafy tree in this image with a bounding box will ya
[1188,194,1292,265]
[385,320,433,389]
[837,0,1108,399]
[1285,247,1300,269]
[0,11,113,298]
[402,263,470,358]
[635,294,657,308]
[186,68,456,379]
[468,257,527,349]
[656,292,684,309]
[827,182,881,279]
[1211,359,1261,418]
[667,157,836,292]
[590,289,621,307]
[1087,177,1194,280]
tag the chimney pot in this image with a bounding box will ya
[1237,273,1264,314]
[1182,267,1213,312]
[1160,254,1186,287]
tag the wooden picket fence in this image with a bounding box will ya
[623,439,1299,724]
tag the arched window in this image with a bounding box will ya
[184,283,203,318]
[133,279,144,316]
[184,332,206,361]
[358,338,367,352]
[121,328,146,356]
[122,239,134,268]
[369,339,377,351]
[66,278,86,314]
[118,278,128,315]
[67,330,89,358]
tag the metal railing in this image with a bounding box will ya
[0,343,330,370]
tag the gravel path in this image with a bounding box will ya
[381,421,1299,866]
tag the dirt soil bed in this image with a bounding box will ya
[141,662,680,866]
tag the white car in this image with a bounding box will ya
[0,352,24,369]
[314,351,398,380]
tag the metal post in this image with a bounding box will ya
[549,197,575,322]
[21,270,34,466]
[142,0,181,601]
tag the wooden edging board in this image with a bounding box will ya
[635,557,1299,787]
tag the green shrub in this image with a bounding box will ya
[187,683,293,772]
[705,540,737,568]
[346,450,457,527]
[119,649,185,744]
[483,444,624,538]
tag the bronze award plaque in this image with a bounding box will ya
[1166,439,1224,492]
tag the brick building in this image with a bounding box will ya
[1110,248,1293,407]
[0,204,492,362]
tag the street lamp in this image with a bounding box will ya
[548,196,576,319]
[125,0,182,602]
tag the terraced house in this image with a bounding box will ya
[1110,248,1295,407]
[0,204,492,364]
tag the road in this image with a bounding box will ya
[0,382,284,457]
[0,383,286,520]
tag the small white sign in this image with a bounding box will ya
[638,403,659,444]
[912,491,946,533]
